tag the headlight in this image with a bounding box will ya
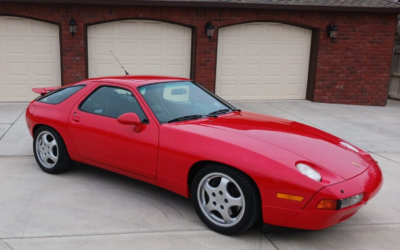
[339,193,364,209]
[296,163,321,182]
[340,142,359,153]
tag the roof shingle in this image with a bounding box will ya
[1,0,400,12]
[167,0,400,8]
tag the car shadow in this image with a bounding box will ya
[62,162,332,237]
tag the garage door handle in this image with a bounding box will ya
[72,116,80,122]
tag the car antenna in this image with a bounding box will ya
[110,50,129,75]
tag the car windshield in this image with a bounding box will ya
[138,81,234,123]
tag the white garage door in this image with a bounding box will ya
[216,22,312,100]
[88,20,192,78]
[0,17,61,102]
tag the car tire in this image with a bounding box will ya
[191,164,261,235]
[33,126,74,174]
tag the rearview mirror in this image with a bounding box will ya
[171,88,187,95]
[117,113,144,132]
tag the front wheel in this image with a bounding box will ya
[191,164,261,235]
[33,126,74,174]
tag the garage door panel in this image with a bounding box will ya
[88,20,191,78]
[7,62,29,77]
[119,42,138,56]
[243,43,262,58]
[92,63,115,77]
[288,43,310,57]
[263,83,282,98]
[142,63,162,74]
[6,39,28,56]
[285,83,303,96]
[167,24,189,37]
[243,64,260,78]
[33,22,58,36]
[8,83,30,99]
[166,43,187,57]
[143,42,163,57]
[219,64,238,78]
[166,64,185,77]
[91,22,114,36]
[217,22,311,100]
[289,26,311,39]
[93,41,114,56]
[241,83,260,98]
[219,84,237,98]
[32,40,55,56]
[265,43,285,57]
[220,43,240,57]
[143,21,163,36]
[120,21,139,36]
[267,24,285,37]
[5,18,27,34]
[218,25,240,38]
[33,62,56,77]
[123,64,139,75]
[244,23,264,37]
[265,64,283,77]
[287,63,305,77]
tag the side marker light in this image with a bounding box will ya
[277,193,304,202]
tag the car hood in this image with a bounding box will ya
[197,111,371,180]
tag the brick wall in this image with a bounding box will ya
[0,3,397,105]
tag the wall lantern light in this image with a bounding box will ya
[205,20,215,41]
[326,23,338,42]
[68,18,77,37]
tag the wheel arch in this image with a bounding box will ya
[32,124,73,157]
[32,123,46,136]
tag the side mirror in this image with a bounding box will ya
[117,113,144,132]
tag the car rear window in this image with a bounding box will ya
[38,85,85,104]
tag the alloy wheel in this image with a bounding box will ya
[35,131,59,168]
[197,172,245,227]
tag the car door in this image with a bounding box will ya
[67,83,159,179]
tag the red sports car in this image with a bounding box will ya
[26,75,383,235]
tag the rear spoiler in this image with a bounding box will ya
[32,87,60,96]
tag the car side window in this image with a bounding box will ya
[38,85,85,104]
[80,86,148,122]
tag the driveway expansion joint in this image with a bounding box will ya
[0,109,26,141]
[0,228,210,241]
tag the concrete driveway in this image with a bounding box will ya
[0,100,399,250]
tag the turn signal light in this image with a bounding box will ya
[277,193,304,202]
[317,199,338,210]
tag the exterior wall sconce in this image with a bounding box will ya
[326,23,338,42]
[68,18,77,37]
[205,20,215,41]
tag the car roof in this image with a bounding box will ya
[82,75,191,87]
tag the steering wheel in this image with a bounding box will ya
[186,100,203,113]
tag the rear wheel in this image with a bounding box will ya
[33,126,74,174]
[191,164,261,235]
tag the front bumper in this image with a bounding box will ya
[262,160,383,230]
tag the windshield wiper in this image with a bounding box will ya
[168,114,216,123]
[208,109,231,115]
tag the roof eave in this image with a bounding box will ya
[1,0,400,13]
